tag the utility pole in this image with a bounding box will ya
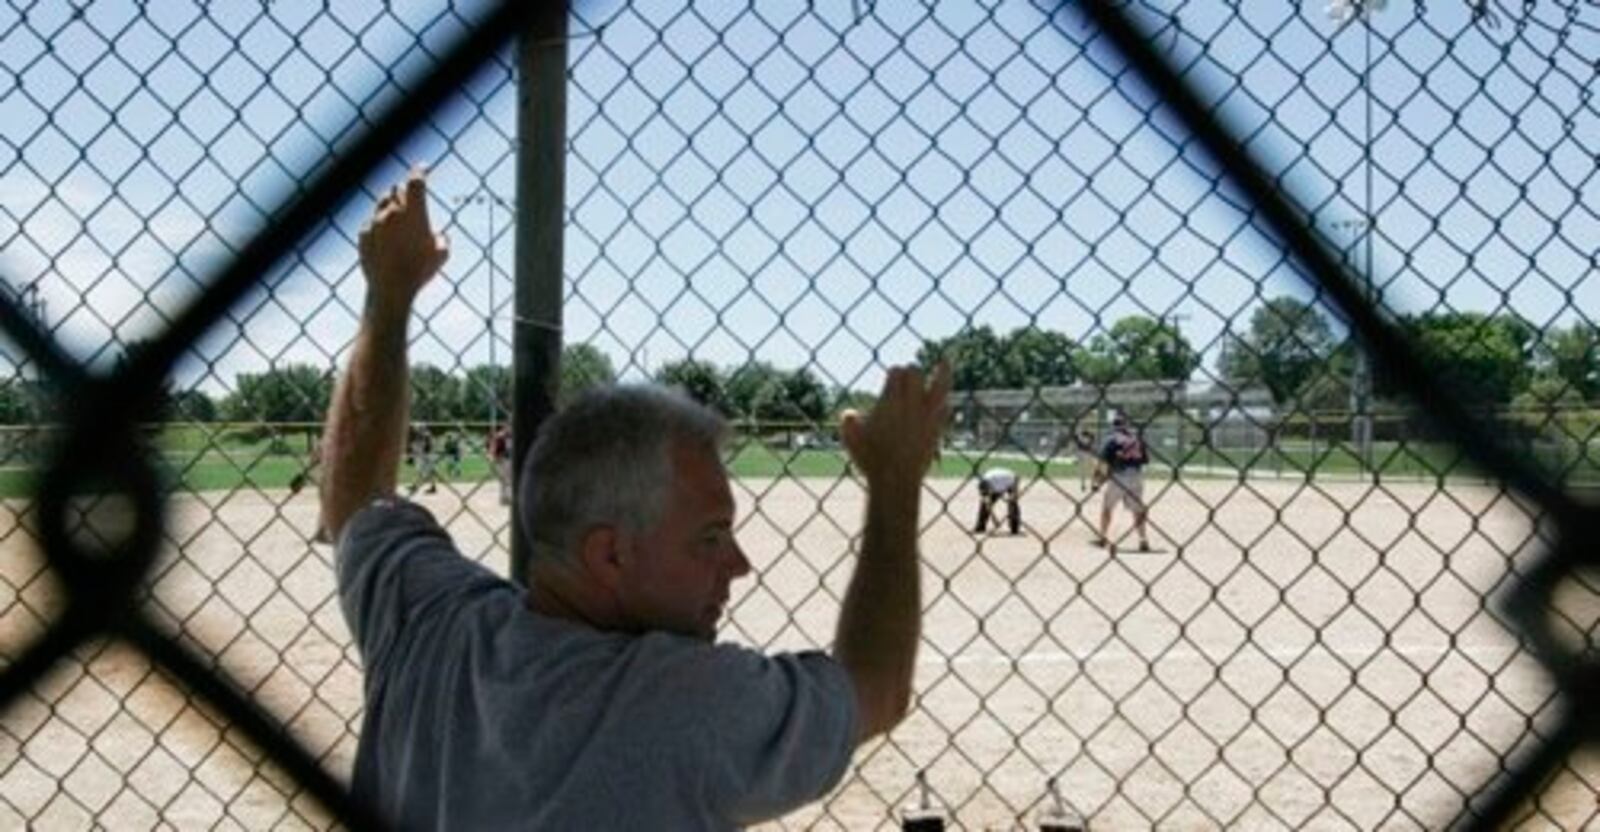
[1328,0,1382,474]
[1332,216,1375,473]
[2,282,47,383]
[1163,311,1191,468]
[22,284,45,330]
[453,191,512,432]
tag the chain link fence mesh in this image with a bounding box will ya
[1,0,1597,829]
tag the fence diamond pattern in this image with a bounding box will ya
[0,1,1595,830]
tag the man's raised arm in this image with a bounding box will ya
[833,361,951,743]
[318,170,449,543]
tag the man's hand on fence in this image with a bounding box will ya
[833,360,951,743]
[319,169,446,544]
[358,167,449,312]
[839,361,952,490]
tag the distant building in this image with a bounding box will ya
[953,380,1275,459]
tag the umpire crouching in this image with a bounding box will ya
[974,466,1021,535]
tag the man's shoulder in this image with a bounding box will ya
[335,496,467,588]
[628,635,842,696]
[340,496,440,545]
[631,631,763,673]
[615,637,854,747]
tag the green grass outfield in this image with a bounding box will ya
[0,446,1075,498]
[1,437,1594,499]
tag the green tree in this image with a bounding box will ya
[461,364,511,425]
[997,327,1077,388]
[1076,315,1199,384]
[916,326,1005,391]
[561,343,617,405]
[222,364,333,423]
[771,367,829,423]
[656,357,727,413]
[1217,297,1337,405]
[1395,312,1534,406]
[1071,342,1119,386]
[832,385,878,417]
[1296,340,1358,413]
[410,363,463,423]
[723,362,830,423]
[166,389,218,423]
[726,361,784,419]
[1513,373,1584,412]
[916,325,1078,390]
[1539,322,1600,401]
[0,379,39,425]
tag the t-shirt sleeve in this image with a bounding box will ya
[679,643,858,824]
[1100,437,1116,464]
[335,498,501,676]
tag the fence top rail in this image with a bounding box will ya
[967,382,1274,409]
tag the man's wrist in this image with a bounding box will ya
[865,474,922,505]
[363,289,416,324]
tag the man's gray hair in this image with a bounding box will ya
[519,384,727,567]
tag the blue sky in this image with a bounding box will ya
[0,0,1595,397]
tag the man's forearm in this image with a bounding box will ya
[319,298,413,542]
[835,480,922,741]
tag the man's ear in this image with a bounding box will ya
[577,525,627,593]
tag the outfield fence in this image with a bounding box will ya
[1,1,1598,830]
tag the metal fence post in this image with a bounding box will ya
[512,3,568,585]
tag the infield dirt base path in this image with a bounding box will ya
[1,475,1594,829]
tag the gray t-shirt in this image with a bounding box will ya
[336,499,858,831]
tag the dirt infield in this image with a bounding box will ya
[1,474,1595,829]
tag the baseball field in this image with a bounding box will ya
[0,471,1594,830]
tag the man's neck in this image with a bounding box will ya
[524,567,620,632]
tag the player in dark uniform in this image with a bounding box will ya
[1091,413,1150,552]
[488,425,512,505]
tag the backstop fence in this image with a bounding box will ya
[0,1,1596,829]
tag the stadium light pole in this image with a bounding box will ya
[1332,216,1375,472]
[1328,0,1383,474]
[1160,310,1190,401]
[1162,311,1191,469]
[22,284,44,330]
[26,284,45,386]
[2,282,47,383]
[454,191,512,433]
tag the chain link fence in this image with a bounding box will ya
[1,0,1597,829]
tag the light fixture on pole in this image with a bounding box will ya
[1327,0,1383,474]
[1331,216,1375,471]
[454,190,512,432]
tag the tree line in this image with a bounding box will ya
[1218,300,1598,411]
[0,344,854,427]
[0,300,1593,427]
[912,302,1599,412]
